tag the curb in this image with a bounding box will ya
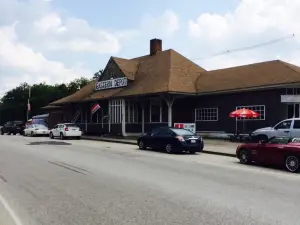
[202,150,236,158]
[82,136,236,158]
[82,136,136,145]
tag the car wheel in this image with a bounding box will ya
[50,132,54,139]
[13,132,16,135]
[239,149,250,164]
[165,144,173,154]
[285,155,299,173]
[189,150,196,154]
[31,131,34,137]
[138,140,146,150]
[8,132,11,135]
[0,130,4,135]
[60,133,64,140]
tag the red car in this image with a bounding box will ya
[236,136,300,172]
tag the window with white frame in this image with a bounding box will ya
[110,99,122,124]
[126,101,139,123]
[195,107,218,121]
[150,100,162,123]
[236,105,265,120]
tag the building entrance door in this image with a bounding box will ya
[287,104,300,118]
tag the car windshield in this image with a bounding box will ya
[171,128,194,136]
[34,124,47,129]
[267,137,292,144]
[66,124,78,128]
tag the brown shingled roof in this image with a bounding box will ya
[82,49,206,101]
[195,60,300,93]
[112,57,138,80]
[42,105,62,109]
[112,49,206,97]
[49,47,300,106]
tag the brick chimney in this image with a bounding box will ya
[150,39,162,56]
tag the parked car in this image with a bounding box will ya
[49,123,82,140]
[0,121,25,135]
[137,127,204,154]
[250,118,300,142]
[236,136,300,172]
[23,124,50,136]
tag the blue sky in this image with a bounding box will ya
[52,0,239,28]
[0,0,299,96]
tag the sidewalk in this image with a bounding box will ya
[82,135,239,157]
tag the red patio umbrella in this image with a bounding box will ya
[229,108,259,118]
[229,108,260,134]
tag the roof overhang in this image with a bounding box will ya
[196,82,300,96]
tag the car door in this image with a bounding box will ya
[273,119,292,137]
[147,128,162,149]
[257,137,288,165]
[290,119,300,137]
[52,125,59,136]
[156,128,174,149]
[26,125,33,135]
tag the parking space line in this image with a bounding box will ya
[0,193,23,225]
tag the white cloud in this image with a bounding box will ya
[188,0,300,70]
[33,13,121,54]
[140,10,180,37]
[0,0,136,97]
[0,23,91,97]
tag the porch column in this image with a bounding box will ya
[121,99,126,136]
[85,108,88,132]
[140,103,145,133]
[163,95,175,127]
[108,100,111,133]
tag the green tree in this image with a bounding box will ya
[0,77,92,124]
[93,69,104,80]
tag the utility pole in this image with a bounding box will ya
[26,86,31,121]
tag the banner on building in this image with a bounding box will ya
[91,103,101,114]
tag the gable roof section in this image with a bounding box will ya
[112,57,138,80]
[111,49,206,97]
[84,49,206,100]
[195,60,300,94]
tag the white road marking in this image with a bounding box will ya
[0,193,23,225]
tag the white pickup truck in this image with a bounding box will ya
[251,118,300,141]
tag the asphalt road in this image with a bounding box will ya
[0,135,300,225]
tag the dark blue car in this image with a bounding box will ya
[137,127,204,154]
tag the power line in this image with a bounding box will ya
[192,33,296,61]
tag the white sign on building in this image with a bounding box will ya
[95,77,128,91]
[174,123,196,134]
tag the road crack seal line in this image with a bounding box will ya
[57,161,90,173]
[48,161,86,175]
[0,174,7,183]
